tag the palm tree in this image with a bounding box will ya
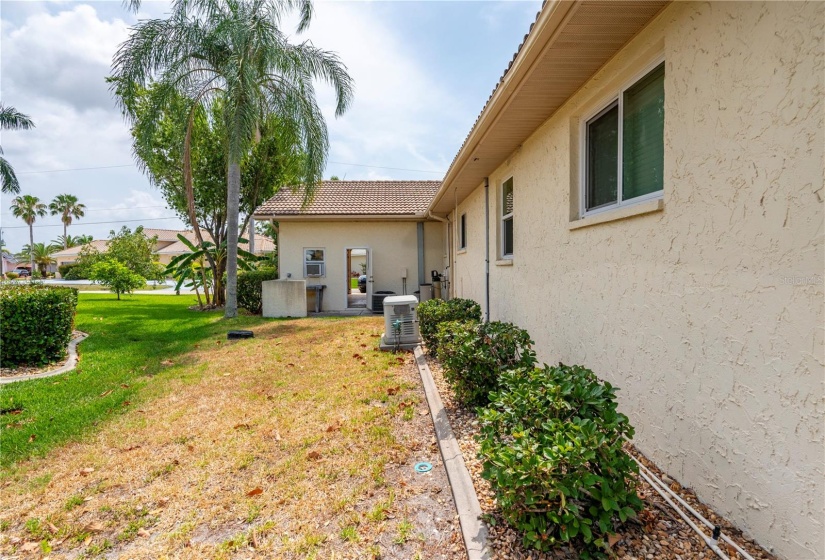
[112,0,353,317]
[0,105,35,194]
[53,233,93,248]
[20,242,60,276]
[49,194,87,248]
[10,195,47,272]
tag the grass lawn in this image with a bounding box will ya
[1,293,267,466]
[350,277,358,289]
[67,283,169,292]
[1,294,454,557]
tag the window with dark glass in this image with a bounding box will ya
[501,178,514,257]
[585,62,664,213]
[459,213,467,250]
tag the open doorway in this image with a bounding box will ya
[346,248,369,309]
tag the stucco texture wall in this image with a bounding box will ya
[451,2,824,558]
[278,220,443,311]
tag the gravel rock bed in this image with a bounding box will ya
[425,355,776,560]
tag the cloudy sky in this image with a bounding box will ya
[0,0,541,251]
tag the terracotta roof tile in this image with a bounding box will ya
[254,180,441,217]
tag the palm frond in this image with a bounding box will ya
[0,156,20,194]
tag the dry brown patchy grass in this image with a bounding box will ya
[0,316,463,559]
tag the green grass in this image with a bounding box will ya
[0,293,269,467]
[350,277,358,289]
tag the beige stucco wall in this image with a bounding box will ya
[451,2,824,558]
[278,220,444,311]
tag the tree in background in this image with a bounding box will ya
[0,105,35,194]
[18,242,61,276]
[106,226,163,281]
[53,234,93,248]
[90,259,145,300]
[113,0,353,318]
[116,87,302,306]
[49,194,86,248]
[10,195,47,273]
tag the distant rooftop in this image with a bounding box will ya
[254,180,442,217]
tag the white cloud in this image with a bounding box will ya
[293,2,461,177]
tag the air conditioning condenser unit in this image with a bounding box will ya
[379,295,421,351]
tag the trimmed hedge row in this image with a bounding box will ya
[424,297,641,557]
[417,297,481,354]
[436,320,537,407]
[237,267,278,314]
[0,284,78,367]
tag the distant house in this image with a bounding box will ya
[52,227,274,277]
[1,252,22,275]
[423,1,822,559]
[253,181,445,312]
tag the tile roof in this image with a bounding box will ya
[156,231,274,254]
[52,240,110,258]
[254,180,441,217]
[142,228,192,242]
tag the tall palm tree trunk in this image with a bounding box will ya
[62,219,68,249]
[28,222,34,273]
[224,161,241,318]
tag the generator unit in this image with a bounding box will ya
[379,295,421,351]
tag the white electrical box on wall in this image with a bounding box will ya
[400,267,407,279]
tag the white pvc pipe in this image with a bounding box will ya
[637,467,731,560]
[631,456,756,560]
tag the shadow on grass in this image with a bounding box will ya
[0,293,315,469]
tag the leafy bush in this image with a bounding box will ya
[63,266,84,280]
[237,267,278,314]
[417,298,481,354]
[0,284,78,367]
[5,272,19,280]
[58,263,77,279]
[477,364,642,557]
[436,320,537,406]
[90,259,145,300]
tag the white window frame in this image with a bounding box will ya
[458,213,467,250]
[501,176,514,258]
[579,55,665,219]
[303,247,325,278]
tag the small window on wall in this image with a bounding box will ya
[304,248,325,277]
[459,213,467,250]
[501,177,514,257]
[585,61,665,214]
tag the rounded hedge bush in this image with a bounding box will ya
[0,284,79,367]
[237,267,278,314]
[436,320,537,407]
[417,297,482,354]
[477,364,642,556]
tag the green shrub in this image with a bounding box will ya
[436,320,537,407]
[477,364,642,557]
[417,298,481,354]
[237,267,278,314]
[63,266,85,280]
[5,272,19,280]
[0,284,78,367]
[90,259,145,300]
[58,264,77,279]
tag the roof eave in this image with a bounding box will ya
[252,212,432,222]
[429,0,577,212]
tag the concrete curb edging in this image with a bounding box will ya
[413,345,491,560]
[0,332,88,384]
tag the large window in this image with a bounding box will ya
[304,248,325,277]
[459,213,467,250]
[585,62,664,214]
[501,177,514,257]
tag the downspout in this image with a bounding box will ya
[426,211,450,299]
[249,216,255,254]
[417,222,425,288]
[484,177,490,323]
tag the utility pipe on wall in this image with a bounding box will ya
[417,222,425,287]
[484,177,490,323]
